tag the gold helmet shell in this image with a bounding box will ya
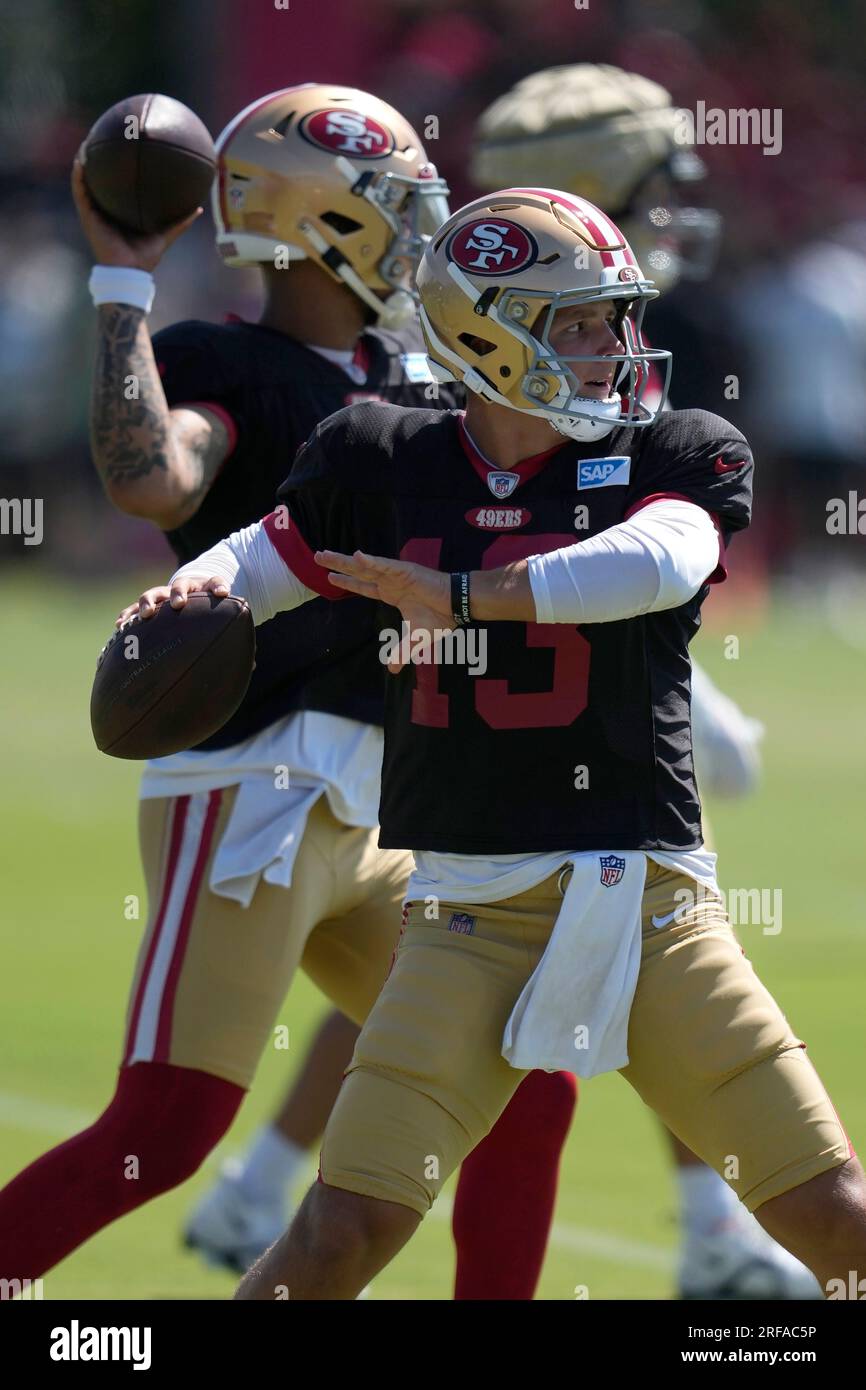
[417,187,671,441]
[213,83,449,327]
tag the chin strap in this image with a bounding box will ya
[551,414,617,443]
[375,288,417,330]
[298,217,415,329]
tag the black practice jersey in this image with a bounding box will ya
[152,317,457,749]
[274,404,753,854]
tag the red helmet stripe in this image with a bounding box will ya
[504,187,634,269]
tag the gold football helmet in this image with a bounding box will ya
[416,187,671,442]
[213,84,450,328]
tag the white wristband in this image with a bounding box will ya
[89,265,156,313]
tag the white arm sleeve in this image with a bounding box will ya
[691,660,765,798]
[527,499,720,624]
[170,520,315,626]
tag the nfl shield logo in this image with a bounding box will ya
[487,471,519,498]
[599,855,626,887]
[448,912,475,935]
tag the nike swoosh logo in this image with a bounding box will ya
[651,909,681,928]
[714,456,747,474]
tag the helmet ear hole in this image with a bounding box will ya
[457,331,495,357]
[320,210,364,236]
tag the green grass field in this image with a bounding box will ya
[1,572,863,1300]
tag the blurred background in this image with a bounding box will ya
[1,0,865,1299]
[1,0,865,588]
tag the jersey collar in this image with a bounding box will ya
[457,413,567,494]
[222,315,375,385]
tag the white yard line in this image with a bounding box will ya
[427,1191,674,1271]
[0,1090,93,1135]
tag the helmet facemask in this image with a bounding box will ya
[343,162,451,284]
[297,158,449,330]
[618,157,722,292]
[427,267,672,442]
[512,287,672,440]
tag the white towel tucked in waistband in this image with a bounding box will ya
[138,711,384,908]
[502,851,647,1078]
[209,780,325,908]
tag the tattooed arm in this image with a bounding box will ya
[73,157,225,530]
[90,304,230,529]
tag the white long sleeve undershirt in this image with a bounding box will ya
[171,521,314,624]
[171,497,720,629]
[527,498,720,624]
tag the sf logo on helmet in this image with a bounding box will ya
[447,219,538,276]
[300,108,395,158]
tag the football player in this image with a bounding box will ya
[0,87,573,1300]
[196,62,775,1301]
[130,187,866,1300]
[469,63,806,1299]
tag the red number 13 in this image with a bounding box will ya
[401,535,591,730]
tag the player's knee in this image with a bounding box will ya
[759,1157,866,1260]
[816,1158,866,1251]
[102,1062,243,1196]
[302,1181,419,1266]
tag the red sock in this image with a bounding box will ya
[0,1062,243,1280]
[453,1069,577,1300]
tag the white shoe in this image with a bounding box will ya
[679,1207,823,1300]
[183,1159,289,1276]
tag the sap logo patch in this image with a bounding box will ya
[448,912,476,935]
[466,506,530,531]
[400,352,435,384]
[577,457,631,489]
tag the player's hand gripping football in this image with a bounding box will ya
[71,157,202,271]
[116,575,229,626]
[316,549,454,674]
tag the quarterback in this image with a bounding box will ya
[197,64,777,1301]
[467,62,804,1300]
[0,88,572,1300]
[125,188,866,1299]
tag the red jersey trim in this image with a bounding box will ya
[623,491,727,584]
[457,414,566,490]
[175,400,239,462]
[263,510,347,600]
[352,337,372,378]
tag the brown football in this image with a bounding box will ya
[82,93,216,234]
[91,593,255,759]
